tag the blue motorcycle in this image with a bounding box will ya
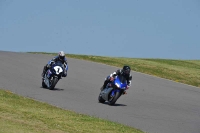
[98,75,127,105]
[42,61,67,90]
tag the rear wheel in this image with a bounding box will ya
[49,77,58,90]
[108,91,120,105]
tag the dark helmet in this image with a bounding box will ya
[122,65,131,75]
[58,51,65,60]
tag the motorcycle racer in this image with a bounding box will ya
[42,51,68,79]
[100,66,132,93]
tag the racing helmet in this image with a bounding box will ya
[58,51,65,60]
[122,65,131,75]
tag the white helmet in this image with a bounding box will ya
[58,51,65,60]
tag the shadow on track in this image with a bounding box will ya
[40,87,64,91]
[100,102,127,106]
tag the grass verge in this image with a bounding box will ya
[0,89,143,133]
[30,52,200,87]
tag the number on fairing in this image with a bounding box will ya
[54,66,63,74]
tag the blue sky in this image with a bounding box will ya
[0,0,200,59]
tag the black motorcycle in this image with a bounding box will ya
[42,61,64,90]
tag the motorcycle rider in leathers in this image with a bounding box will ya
[100,65,132,94]
[42,51,68,79]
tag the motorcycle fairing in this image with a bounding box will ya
[100,87,113,101]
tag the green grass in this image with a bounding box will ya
[30,52,200,87]
[0,89,143,133]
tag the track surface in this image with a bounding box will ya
[0,51,200,133]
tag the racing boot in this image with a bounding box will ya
[41,71,45,79]
[100,85,104,91]
[100,80,110,91]
[41,66,47,79]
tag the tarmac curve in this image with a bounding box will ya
[0,51,200,133]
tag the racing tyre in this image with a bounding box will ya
[49,77,58,90]
[108,91,120,105]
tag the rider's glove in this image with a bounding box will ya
[109,77,114,81]
[47,61,54,67]
[50,61,55,65]
[123,91,127,95]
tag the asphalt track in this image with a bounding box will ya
[0,51,200,133]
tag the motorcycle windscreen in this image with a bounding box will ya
[115,75,127,89]
[54,61,63,68]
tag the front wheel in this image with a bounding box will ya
[49,77,58,90]
[108,91,120,105]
